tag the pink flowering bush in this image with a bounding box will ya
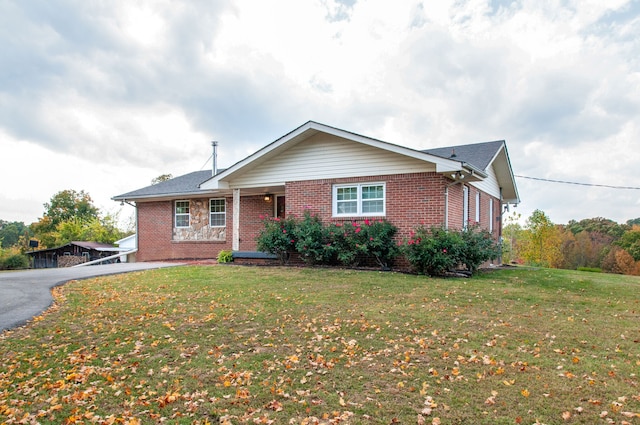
[294,211,333,265]
[357,219,400,270]
[403,226,463,276]
[460,224,502,273]
[326,221,367,266]
[256,212,399,269]
[403,225,500,276]
[256,215,297,264]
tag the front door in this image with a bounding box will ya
[276,196,286,218]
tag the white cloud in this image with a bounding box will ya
[1,0,639,226]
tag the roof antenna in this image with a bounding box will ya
[450,148,457,158]
[211,141,218,176]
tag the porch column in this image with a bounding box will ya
[233,188,240,251]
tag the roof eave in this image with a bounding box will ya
[112,190,225,202]
[496,143,520,205]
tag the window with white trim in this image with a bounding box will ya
[209,199,226,227]
[463,186,469,229]
[175,200,190,228]
[489,198,494,233]
[475,191,480,223]
[333,183,385,217]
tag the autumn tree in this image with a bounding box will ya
[32,190,99,235]
[555,227,577,269]
[0,220,31,248]
[53,215,126,246]
[616,225,640,261]
[626,218,640,226]
[520,209,562,267]
[501,212,523,264]
[31,190,127,248]
[566,217,627,239]
[614,249,640,275]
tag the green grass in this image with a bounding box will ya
[1,266,639,424]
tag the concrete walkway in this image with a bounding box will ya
[0,262,183,332]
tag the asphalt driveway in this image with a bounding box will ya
[0,262,183,332]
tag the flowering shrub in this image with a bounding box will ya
[255,213,400,269]
[403,226,463,276]
[358,219,400,269]
[459,225,502,273]
[323,221,362,266]
[255,215,297,265]
[402,225,500,276]
[295,211,332,265]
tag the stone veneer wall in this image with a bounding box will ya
[172,198,226,242]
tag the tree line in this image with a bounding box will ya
[0,189,132,269]
[502,210,640,275]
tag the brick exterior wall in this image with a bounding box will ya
[137,200,229,262]
[136,195,275,261]
[286,172,450,240]
[135,173,501,262]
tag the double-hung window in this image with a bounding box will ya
[175,200,190,228]
[333,183,385,217]
[489,198,494,233]
[463,186,469,229]
[209,199,226,227]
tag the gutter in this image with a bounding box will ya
[461,162,487,178]
[111,190,217,202]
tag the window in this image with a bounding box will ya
[489,198,494,233]
[463,186,469,229]
[210,199,226,227]
[333,183,385,217]
[475,191,480,223]
[175,200,190,228]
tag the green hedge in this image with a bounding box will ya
[402,225,501,276]
[0,254,30,270]
[256,211,399,269]
[256,213,500,276]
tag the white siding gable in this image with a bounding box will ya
[226,133,436,188]
[470,163,501,199]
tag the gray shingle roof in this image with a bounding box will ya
[423,140,505,171]
[112,170,214,200]
[113,137,507,201]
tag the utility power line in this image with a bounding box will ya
[515,175,640,190]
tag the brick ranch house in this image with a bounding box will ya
[112,121,519,263]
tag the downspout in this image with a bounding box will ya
[499,187,503,239]
[233,188,240,251]
[498,187,504,265]
[121,199,138,262]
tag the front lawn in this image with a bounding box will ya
[1,266,639,424]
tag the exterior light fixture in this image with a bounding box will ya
[264,194,271,201]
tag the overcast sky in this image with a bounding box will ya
[1,0,639,228]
